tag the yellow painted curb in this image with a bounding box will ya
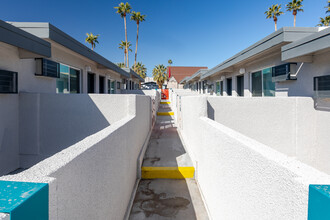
[160,102,171,104]
[141,167,195,179]
[157,112,174,116]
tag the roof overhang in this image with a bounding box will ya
[180,76,190,84]
[187,69,209,82]
[201,27,320,80]
[9,22,130,78]
[282,27,330,62]
[122,68,144,82]
[0,20,51,58]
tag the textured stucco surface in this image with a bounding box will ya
[0,94,152,220]
[0,213,9,220]
[178,95,330,220]
[0,94,19,176]
[207,96,330,174]
[19,94,130,168]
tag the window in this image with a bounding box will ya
[56,64,80,94]
[251,68,275,97]
[262,68,275,96]
[111,81,116,94]
[314,75,330,109]
[216,82,220,96]
[251,71,262,97]
[99,76,105,94]
[237,75,244,97]
[117,81,121,89]
[70,68,80,93]
[0,70,17,93]
[36,58,60,78]
[226,78,232,96]
[88,73,95,93]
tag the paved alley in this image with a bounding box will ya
[129,100,208,220]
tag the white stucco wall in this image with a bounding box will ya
[19,94,131,168]
[207,96,330,174]
[0,213,9,220]
[207,97,297,156]
[0,94,151,220]
[180,96,330,220]
[0,95,19,176]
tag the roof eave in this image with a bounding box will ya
[0,20,51,58]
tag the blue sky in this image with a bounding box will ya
[0,0,327,76]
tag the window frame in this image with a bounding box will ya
[56,63,81,94]
[250,66,276,97]
[0,69,18,94]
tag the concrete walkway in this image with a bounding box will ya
[129,100,208,220]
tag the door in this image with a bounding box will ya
[237,75,244,96]
[99,76,105,94]
[88,73,95,93]
[227,78,232,96]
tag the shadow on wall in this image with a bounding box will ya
[207,101,215,120]
[19,94,128,169]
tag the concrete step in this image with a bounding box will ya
[157,112,174,116]
[141,166,195,179]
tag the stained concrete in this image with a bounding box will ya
[129,179,208,220]
[142,104,193,168]
[130,103,209,219]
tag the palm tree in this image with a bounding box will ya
[85,33,99,50]
[132,62,147,78]
[317,16,330,26]
[117,63,125,68]
[115,2,132,68]
[286,0,304,27]
[131,11,146,69]
[265,4,284,31]
[152,64,168,89]
[119,41,132,66]
[326,0,330,13]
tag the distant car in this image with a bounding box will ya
[142,82,159,90]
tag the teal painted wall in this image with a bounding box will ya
[0,181,48,220]
[308,185,330,220]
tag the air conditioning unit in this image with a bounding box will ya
[272,63,297,82]
[35,58,60,78]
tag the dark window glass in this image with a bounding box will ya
[99,76,105,94]
[108,79,111,94]
[314,75,330,91]
[0,70,17,93]
[226,78,232,96]
[117,81,121,89]
[237,75,244,96]
[111,81,116,94]
[70,68,80,93]
[88,73,95,93]
[252,71,262,97]
[220,81,223,96]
